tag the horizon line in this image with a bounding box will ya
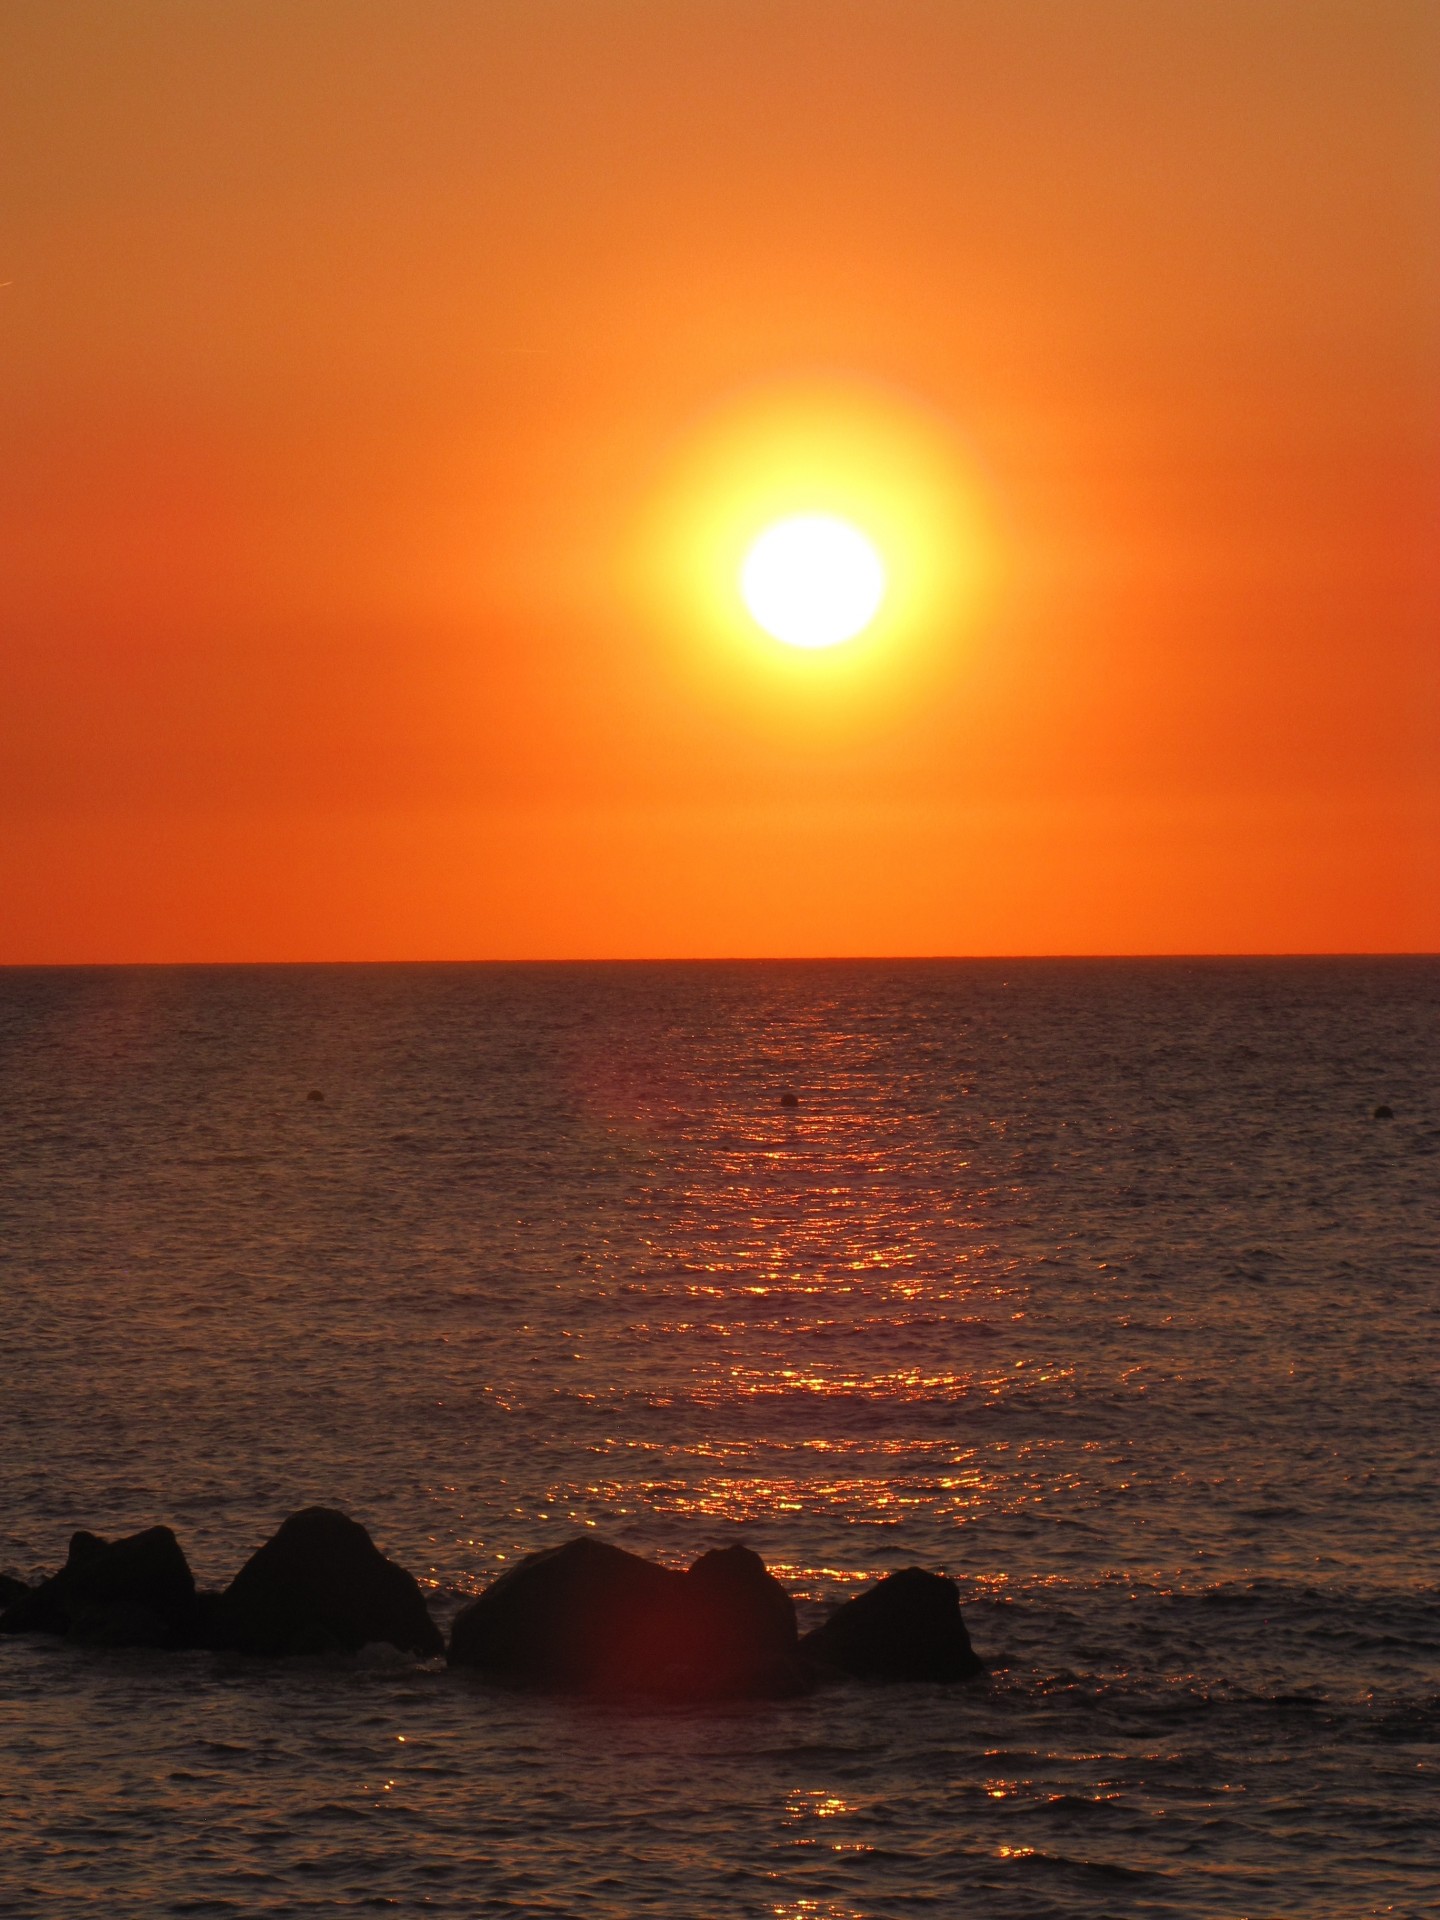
[2,951,1436,971]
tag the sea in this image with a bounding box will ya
[0,959,1435,1919]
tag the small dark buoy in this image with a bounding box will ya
[779,1092,800,1109]
[306,1089,325,1104]
[1373,1104,1394,1120]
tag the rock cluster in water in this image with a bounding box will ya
[0,1509,440,1659]
[0,1508,985,1697]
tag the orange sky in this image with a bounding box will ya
[2,0,1436,960]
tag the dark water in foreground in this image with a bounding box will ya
[0,959,1435,1918]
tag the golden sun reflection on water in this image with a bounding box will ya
[784,1791,861,1825]
[460,990,1105,1603]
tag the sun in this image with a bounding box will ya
[630,378,990,683]
[739,513,887,650]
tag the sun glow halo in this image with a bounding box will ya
[740,515,886,650]
[633,380,988,686]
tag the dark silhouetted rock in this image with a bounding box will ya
[0,1526,201,1648]
[210,1507,442,1658]
[306,1089,325,1103]
[0,1572,31,1612]
[801,1568,985,1682]
[779,1092,800,1108]
[1374,1105,1394,1120]
[448,1536,809,1699]
[679,1545,804,1697]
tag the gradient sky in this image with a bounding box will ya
[3,0,1436,960]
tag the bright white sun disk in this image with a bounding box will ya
[740,514,886,649]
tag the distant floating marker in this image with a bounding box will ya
[779,1092,800,1109]
[306,1089,325,1103]
[1373,1104,1394,1120]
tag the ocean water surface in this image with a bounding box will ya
[0,959,1435,1917]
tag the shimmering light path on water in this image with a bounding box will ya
[0,960,1435,1916]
